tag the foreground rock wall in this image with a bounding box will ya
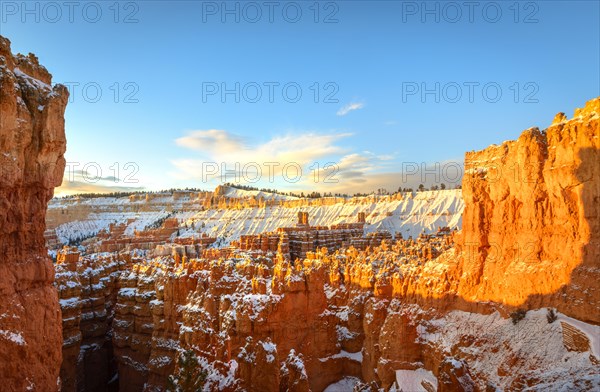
[0,36,68,390]
[458,97,600,323]
[106,241,598,391]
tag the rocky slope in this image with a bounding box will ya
[0,36,68,390]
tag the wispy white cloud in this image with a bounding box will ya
[336,102,364,116]
[55,182,145,197]
[55,169,145,196]
[175,129,245,154]
[171,128,462,195]
[171,130,355,186]
[175,130,351,163]
[320,159,464,194]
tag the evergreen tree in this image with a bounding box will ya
[167,350,208,392]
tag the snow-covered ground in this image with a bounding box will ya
[557,313,600,359]
[323,376,362,392]
[48,189,463,246]
[393,369,438,392]
[54,211,170,244]
[178,190,463,244]
[415,307,600,391]
[222,186,298,201]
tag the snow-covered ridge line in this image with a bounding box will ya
[179,189,463,244]
[48,189,463,246]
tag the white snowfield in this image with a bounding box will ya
[53,211,170,245]
[178,189,463,243]
[49,189,464,246]
[323,376,362,391]
[393,368,438,392]
[414,308,600,391]
[221,186,299,201]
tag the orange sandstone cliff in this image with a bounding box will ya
[458,97,600,323]
[0,36,68,389]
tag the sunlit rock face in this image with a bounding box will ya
[0,35,69,390]
[458,97,600,323]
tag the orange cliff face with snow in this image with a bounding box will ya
[457,97,600,322]
[0,36,68,389]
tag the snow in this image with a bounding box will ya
[320,350,363,363]
[336,325,358,341]
[394,368,438,392]
[324,284,337,300]
[201,358,239,390]
[59,297,81,309]
[414,308,600,391]
[49,189,463,246]
[176,189,463,244]
[0,330,26,345]
[149,355,173,368]
[241,294,280,321]
[120,355,148,372]
[324,376,361,392]
[13,68,52,91]
[261,340,277,353]
[223,186,298,201]
[119,288,137,298]
[260,340,277,363]
[53,210,170,244]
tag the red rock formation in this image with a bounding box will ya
[113,264,160,391]
[458,97,600,323]
[55,249,83,391]
[60,214,595,391]
[55,250,128,391]
[0,36,68,390]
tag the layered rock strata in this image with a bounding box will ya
[0,35,68,390]
[458,97,600,323]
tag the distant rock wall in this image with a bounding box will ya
[458,97,600,323]
[0,35,68,390]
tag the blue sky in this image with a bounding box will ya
[2,1,599,195]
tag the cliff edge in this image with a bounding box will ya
[0,35,69,390]
[458,97,600,323]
